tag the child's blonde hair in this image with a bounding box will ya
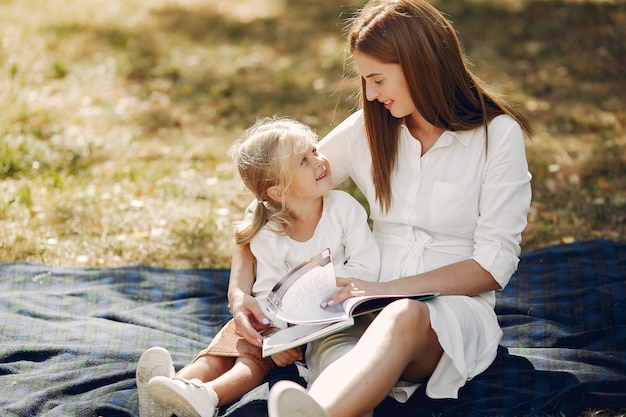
[230,116,319,245]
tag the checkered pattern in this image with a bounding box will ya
[0,240,624,417]
[0,265,230,417]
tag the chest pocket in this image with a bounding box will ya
[430,180,480,234]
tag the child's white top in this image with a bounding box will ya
[249,190,380,302]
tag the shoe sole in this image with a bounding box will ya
[137,347,174,417]
[268,381,329,417]
[148,378,212,417]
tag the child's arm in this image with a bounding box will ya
[228,243,272,347]
[270,346,303,367]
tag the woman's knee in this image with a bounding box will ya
[378,299,431,332]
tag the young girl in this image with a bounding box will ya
[136,117,379,417]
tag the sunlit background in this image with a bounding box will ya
[0,0,624,267]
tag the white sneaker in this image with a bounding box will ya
[268,381,329,417]
[148,376,217,417]
[137,347,175,417]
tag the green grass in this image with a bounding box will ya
[0,0,624,269]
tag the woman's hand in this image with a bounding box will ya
[229,290,272,348]
[321,277,387,309]
[271,346,303,367]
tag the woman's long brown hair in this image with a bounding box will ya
[347,0,531,212]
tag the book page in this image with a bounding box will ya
[272,262,347,324]
[262,318,354,357]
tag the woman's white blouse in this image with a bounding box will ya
[319,110,531,302]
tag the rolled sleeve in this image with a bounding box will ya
[472,240,520,288]
[473,118,532,289]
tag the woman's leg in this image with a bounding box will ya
[308,299,443,417]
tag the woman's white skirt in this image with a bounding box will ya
[419,294,502,399]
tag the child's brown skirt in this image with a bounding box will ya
[192,319,275,375]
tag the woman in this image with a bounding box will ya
[229,1,532,416]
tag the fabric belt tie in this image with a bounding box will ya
[374,229,433,276]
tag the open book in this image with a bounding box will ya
[262,248,439,357]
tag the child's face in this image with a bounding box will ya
[288,146,333,202]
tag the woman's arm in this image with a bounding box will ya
[324,259,499,307]
[228,243,271,347]
[333,191,380,283]
[384,258,500,295]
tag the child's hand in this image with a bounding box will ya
[230,292,272,348]
[270,346,303,367]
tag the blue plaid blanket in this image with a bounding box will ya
[1,239,625,416]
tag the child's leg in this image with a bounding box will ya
[176,355,267,405]
[148,318,272,415]
[150,354,267,412]
[176,354,237,383]
[205,357,268,405]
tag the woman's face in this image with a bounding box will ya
[353,50,418,120]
